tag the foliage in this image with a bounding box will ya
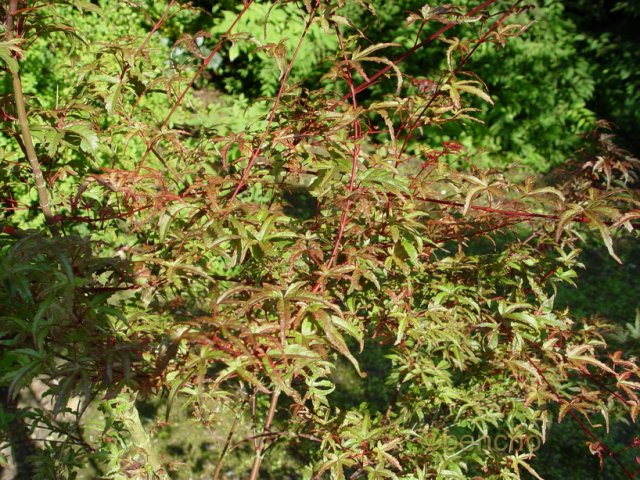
[1,1,639,479]
[562,0,640,156]
[555,235,640,325]
[209,2,337,97]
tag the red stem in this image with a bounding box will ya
[396,0,524,161]
[417,195,571,221]
[334,0,500,107]
[521,350,635,478]
[320,26,363,277]
[228,0,320,202]
[137,1,255,172]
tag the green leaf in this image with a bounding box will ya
[74,0,103,13]
[64,123,99,154]
[315,311,364,377]
[0,45,19,73]
[400,238,418,265]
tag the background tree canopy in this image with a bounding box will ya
[0,1,639,479]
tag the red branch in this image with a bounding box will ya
[418,195,640,230]
[228,0,320,202]
[521,350,636,478]
[396,0,525,160]
[334,0,501,107]
[495,318,637,478]
[418,195,570,221]
[319,25,363,280]
[136,1,255,172]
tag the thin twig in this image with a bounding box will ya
[396,0,525,161]
[317,24,363,280]
[136,1,255,173]
[228,0,320,202]
[522,349,635,478]
[248,388,281,480]
[6,0,58,235]
[213,414,241,480]
[334,0,501,106]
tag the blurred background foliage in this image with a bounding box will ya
[187,0,640,170]
[1,0,638,478]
